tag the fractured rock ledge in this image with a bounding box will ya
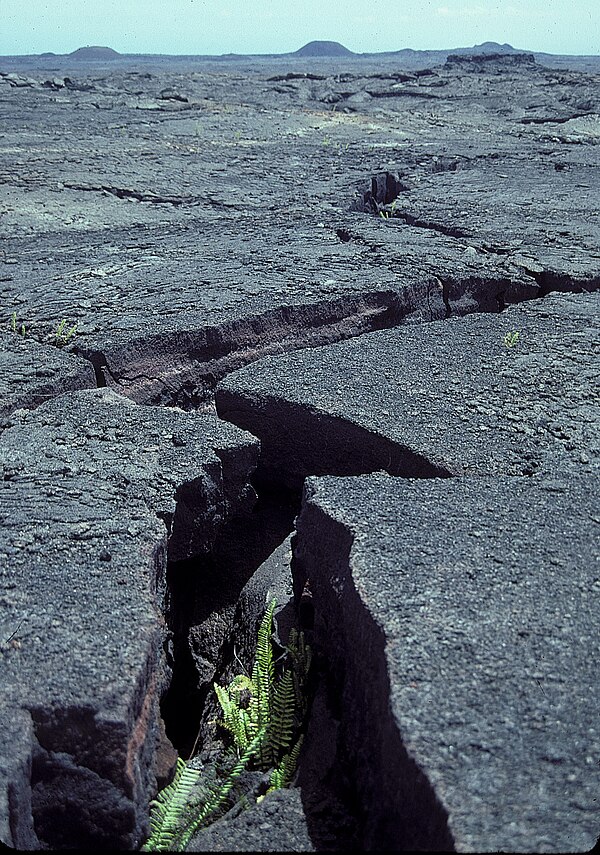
[216,291,600,483]
[213,288,599,850]
[0,335,96,429]
[293,471,600,852]
[0,388,258,849]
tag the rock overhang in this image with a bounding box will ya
[216,290,600,480]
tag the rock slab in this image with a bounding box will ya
[217,291,600,482]
[0,388,258,849]
[293,471,600,852]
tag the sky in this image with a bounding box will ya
[1,0,598,57]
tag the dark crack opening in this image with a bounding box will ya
[160,468,301,758]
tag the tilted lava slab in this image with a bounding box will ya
[216,290,600,481]
[293,471,599,852]
[0,388,258,849]
[215,290,599,850]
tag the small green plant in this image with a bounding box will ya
[213,599,310,773]
[504,330,520,348]
[322,137,349,154]
[9,312,26,336]
[55,319,77,346]
[262,733,304,799]
[142,732,264,852]
[379,199,398,220]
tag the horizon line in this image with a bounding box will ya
[1,40,598,59]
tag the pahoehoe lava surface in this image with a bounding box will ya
[0,47,599,851]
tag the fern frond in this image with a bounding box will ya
[213,682,235,719]
[256,599,276,743]
[229,673,255,695]
[142,758,202,852]
[242,598,274,767]
[267,735,304,794]
[176,727,266,851]
[288,628,312,720]
[267,668,295,759]
[214,682,255,753]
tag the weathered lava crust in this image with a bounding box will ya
[1,49,599,851]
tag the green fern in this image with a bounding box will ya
[214,598,278,768]
[214,598,311,777]
[55,318,77,346]
[252,597,276,762]
[142,758,201,851]
[267,668,295,759]
[176,731,264,851]
[267,735,304,794]
[143,731,264,852]
[145,600,312,851]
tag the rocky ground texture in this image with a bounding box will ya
[0,50,599,851]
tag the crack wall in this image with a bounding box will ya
[74,291,425,408]
[292,501,456,851]
[519,111,595,125]
[73,268,598,416]
[527,268,600,296]
[390,210,472,239]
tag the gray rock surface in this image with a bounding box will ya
[230,536,295,669]
[293,472,600,852]
[0,334,96,427]
[187,786,314,851]
[1,53,599,410]
[0,389,258,849]
[217,290,600,482]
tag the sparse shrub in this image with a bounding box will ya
[504,330,520,348]
[9,312,26,336]
[54,319,78,346]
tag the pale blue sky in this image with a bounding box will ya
[1,0,598,57]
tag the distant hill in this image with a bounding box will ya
[67,46,121,61]
[2,39,598,74]
[293,41,354,58]
[377,41,517,59]
[448,41,517,55]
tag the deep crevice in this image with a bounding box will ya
[519,111,595,125]
[528,268,600,297]
[153,344,464,843]
[86,350,108,388]
[160,468,302,758]
[156,387,456,848]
